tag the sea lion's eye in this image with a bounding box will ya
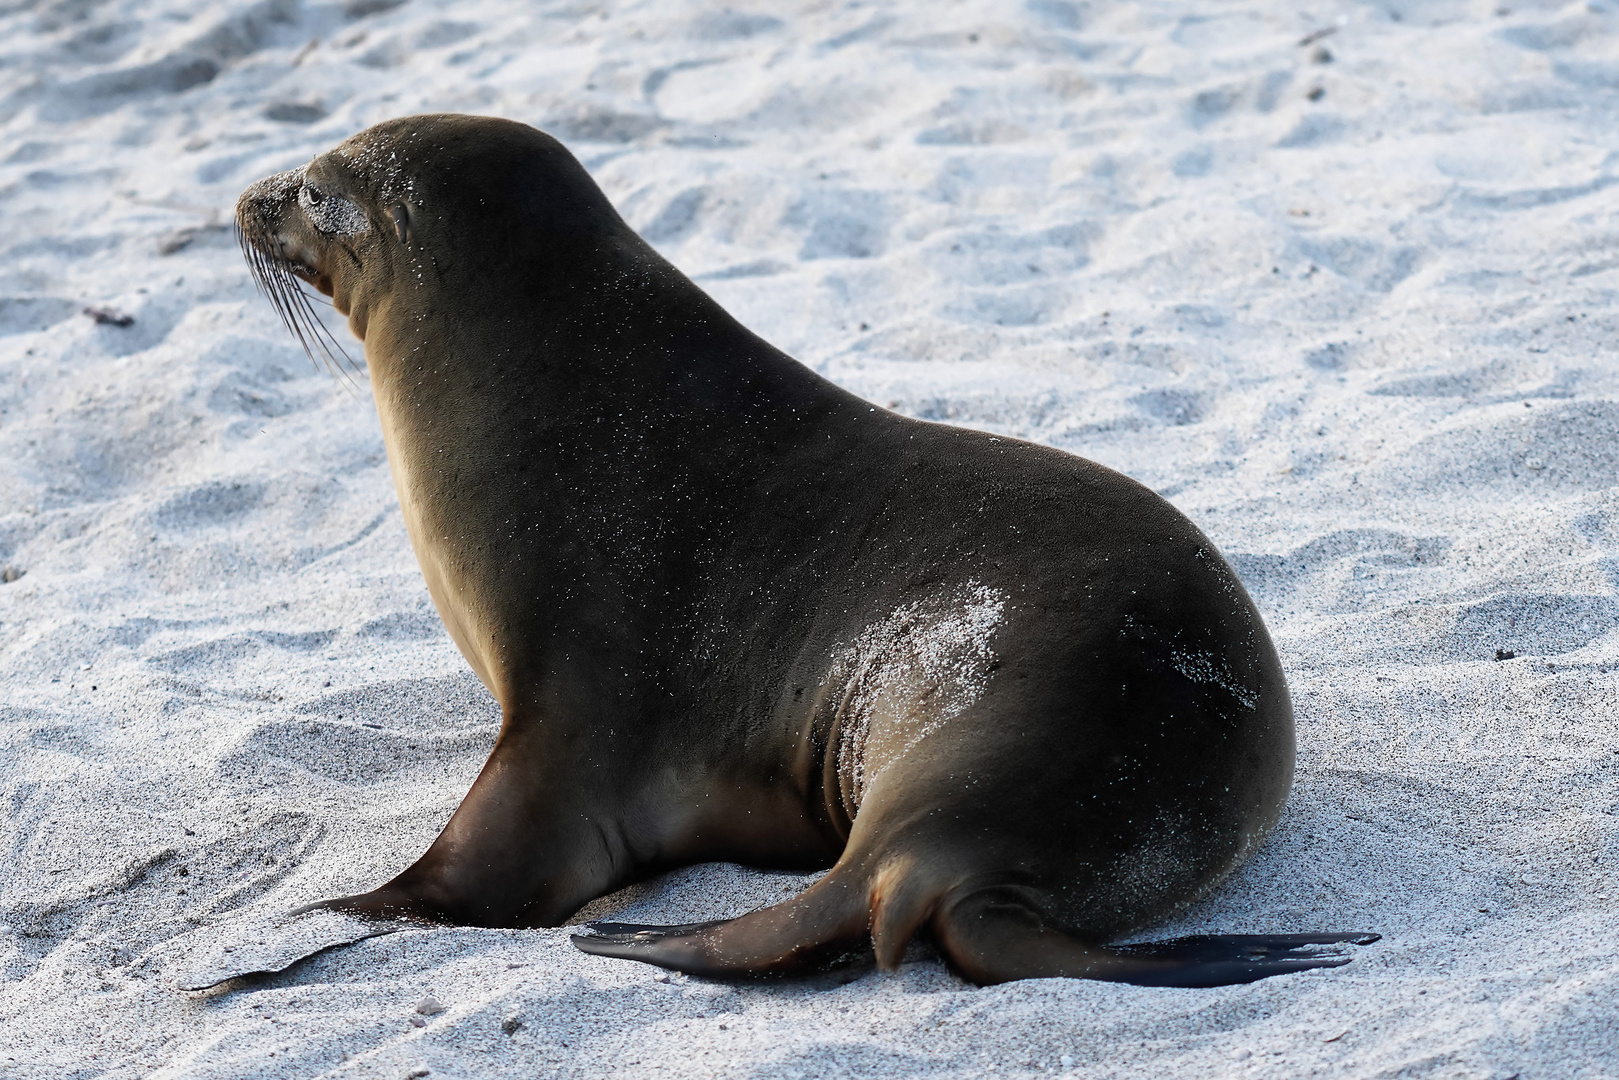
[297,182,369,236]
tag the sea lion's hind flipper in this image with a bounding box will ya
[569,917,731,967]
[570,919,739,973]
[932,892,1379,987]
[578,918,732,937]
[570,917,871,978]
[1105,931,1381,987]
[571,876,871,978]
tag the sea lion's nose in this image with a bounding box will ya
[234,167,307,232]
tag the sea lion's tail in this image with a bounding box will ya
[571,860,1378,986]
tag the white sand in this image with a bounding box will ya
[3,0,1618,1076]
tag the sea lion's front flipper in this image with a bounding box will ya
[174,905,418,992]
[933,891,1379,987]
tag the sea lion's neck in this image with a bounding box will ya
[372,237,845,455]
[361,251,862,707]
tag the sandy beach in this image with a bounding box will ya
[2,0,1618,1076]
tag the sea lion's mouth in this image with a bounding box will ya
[237,217,358,381]
[283,255,336,298]
[260,233,333,294]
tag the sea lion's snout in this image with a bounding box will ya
[234,168,303,249]
[236,164,363,377]
[237,168,328,284]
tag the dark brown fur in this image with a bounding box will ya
[235,115,1374,986]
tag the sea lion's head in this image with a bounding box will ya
[235,114,625,374]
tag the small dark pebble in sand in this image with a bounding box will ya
[345,0,405,18]
[364,722,382,729]
[1,566,23,583]
[1307,86,1326,101]
[1495,649,1516,661]
[263,101,329,125]
[502,1016,523,1035]
[158,224,228,255]
[83,306,134,327]
[1311,46,1333,63]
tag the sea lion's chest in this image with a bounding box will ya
[372,386,508,693]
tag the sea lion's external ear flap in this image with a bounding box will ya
[388,204,410,244]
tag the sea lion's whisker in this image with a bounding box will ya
[236,195,367,393]
[259,261,317,362]
[288,277,363,389]
[237,217,340,384]
[274,266,356,381]
[251,244,360,391]
[276,286,338,381]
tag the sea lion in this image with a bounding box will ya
[233,114,1375,987]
